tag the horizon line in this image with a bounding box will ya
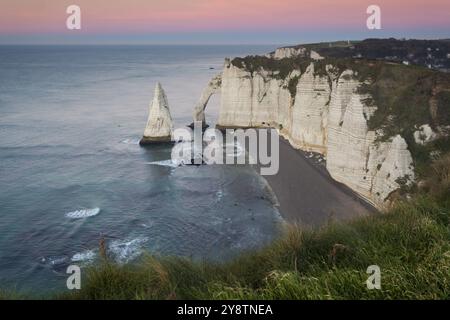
[1,36,449,46]
[0,43,284,46]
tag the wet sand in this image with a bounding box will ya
[263,137,376,227]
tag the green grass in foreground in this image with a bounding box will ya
[2,156,450,300]
[55,195,449,300]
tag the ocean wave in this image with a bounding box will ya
[41,256,68,266]
[223,142,245,157]
[40,255,70,272]
[109,237,149,264]
[148,141,246,167]
[140,221,155,229]
[216,189,224,201]
[258,176,280,207]
[121,138,140,145]
[147,159,180,168]
[40,249,95,270]
[65,208,100,219]
[71,249,96,263]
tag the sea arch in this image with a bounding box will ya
[192,73,222,124]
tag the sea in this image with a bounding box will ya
[0,45,283,294]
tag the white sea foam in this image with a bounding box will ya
[121,138,140,145]
[66,208,101,219]
[141,221,154,229]
[147,159,180,168]
[41,256,68,267]
[216,189,224,201]
[71,249,96,263]
[224,142,245,157]
[109,237,149,264]
[148,141,246,167]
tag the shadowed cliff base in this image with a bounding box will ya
[265,137,377,226]
[139,136,174,146]
[214,127,376,226]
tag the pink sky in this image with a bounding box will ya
[0,0,449,44]
[1,0,449,34]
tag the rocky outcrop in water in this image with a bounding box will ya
[140,83,173,145]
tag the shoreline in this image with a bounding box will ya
[260,136,377,227]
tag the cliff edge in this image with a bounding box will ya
[196,39,450,209]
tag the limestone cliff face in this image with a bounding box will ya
[193,73,222,122]
[325,72,414,204]
[140,83,173,145]
[267,47,307,60]
[212,59,415,208]
[218,60,294,129]
[289,63,330,152]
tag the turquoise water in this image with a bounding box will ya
[0,45,282,294]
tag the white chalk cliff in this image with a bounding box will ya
[140,83,173,145]
[201,59,416,209]
[267,47,307,60]
[193,73,222,122]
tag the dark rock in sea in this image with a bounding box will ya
[187,122,210,131]
[189,157,205,166]
[139,136,175,146]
